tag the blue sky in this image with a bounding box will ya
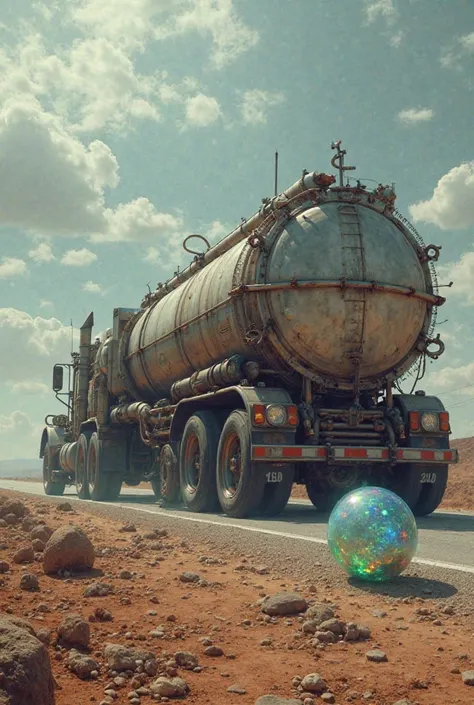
[0,0,473,459]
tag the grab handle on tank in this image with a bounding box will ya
[182,234,211,257]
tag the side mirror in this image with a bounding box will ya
[52,365,64,392]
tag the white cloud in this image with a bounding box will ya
[7,380,49,395]
[82,280,104,294]
[239,89,285,125]
[40,299,53,308]
[0,410,43,461]
[364,0,397,26]
[61,248,97,266]
[428,361,474,394]
[28,242,55,262]
[390,30,404,48]
[0,257,28,279]
[459,32,474,53]
[185,93,221,127]
[0,97,181,243]
[437,250,474,306]
[409,162,474,230]
[397,107,434,125]
[144,219,229,268]
[0,96,117,236]
[0,308,77,384]
[94,198,183,243]
[174,0,259,69]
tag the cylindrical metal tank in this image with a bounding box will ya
[123,188,440,400]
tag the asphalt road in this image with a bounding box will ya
[1,479,473,574]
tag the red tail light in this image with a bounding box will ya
[409,411,420,432]
[439,412,450,432]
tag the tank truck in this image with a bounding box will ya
[40,142,458,518]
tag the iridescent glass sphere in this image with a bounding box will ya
[327,486,418,582]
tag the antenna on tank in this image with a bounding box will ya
[274,151,279,197]
[70,319,73,354]
[330,140,356,186]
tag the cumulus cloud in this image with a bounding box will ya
[185,93,221,127]
[397,107,434,125]
[409,162,474,230]
[0,308,77,385]
[364,0,397,26]
[239,89,285,125]
[0,97,117,236]
[428,361,474,394]
[0,97,181,243]
[441,31,474,70]
[0,257,28,278]
[28,242,56,262]
[437,250,474,306]
[61,248,97,266]
[72,0,258,68]
[174,0,259,69]
[7,381,49,394]
[81,280,104,294]
[40,299,53,308]
[0,410,43,460]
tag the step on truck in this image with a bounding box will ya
[39,142,458,518]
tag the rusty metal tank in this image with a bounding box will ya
[122,183,443,401]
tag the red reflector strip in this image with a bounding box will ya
[251,446,458,463]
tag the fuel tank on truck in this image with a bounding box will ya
[123,187,442,401]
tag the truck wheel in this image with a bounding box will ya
[159,444,181,505]
[216,410,266,518]
[305,482,344,513]
[387,463,423,512]
[179,411,221,513]
[413,465,448,517]
[259,465,294,516]
[43,443,66,497]
[87,432,123,502]
[75,434,90,499]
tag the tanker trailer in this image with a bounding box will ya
[39,141,458,518]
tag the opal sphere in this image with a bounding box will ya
[327,486,418,582]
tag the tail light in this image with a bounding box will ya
[252,404,266,425]
[288,406,299,426]
[409,411,420,432]
[439,411,450,432]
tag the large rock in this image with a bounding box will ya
[30,526,53,543]
[67,650,99,680]
[261,592,308,616]
[57,615,90,648]
[0,499,28,519]
[43,525,95,575]
[300,673,328,694]
[151,677,189,698]
[104,644,156,672]
[0,618,55,704]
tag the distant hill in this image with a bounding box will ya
[0,459,42,479]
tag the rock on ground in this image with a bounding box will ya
[67,650,99,680]
[43,525,95,575]
[150,677,189,698]
[261,592,308,616]
[0,618,55,705]
[57,615,90,648]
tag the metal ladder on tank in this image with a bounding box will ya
[338,205,367,377]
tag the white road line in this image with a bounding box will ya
[2,481,474,575]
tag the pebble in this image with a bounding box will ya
[462,671,474,686]
[366,649,388,663]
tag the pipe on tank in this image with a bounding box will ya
[145,171,329,305]
[76,312,94,431]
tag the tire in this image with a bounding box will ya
[216,410,266,518]
[43,443,66,497]
[159,444,182,505]
[305,482,344,513]
[259,465,294,516]
[413,465,448,517]
[75,434,90,499]
[179,411,221,513]
[386,463,423,512]
[87,432,123,502]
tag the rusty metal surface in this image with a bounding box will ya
[124,196,435,400]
